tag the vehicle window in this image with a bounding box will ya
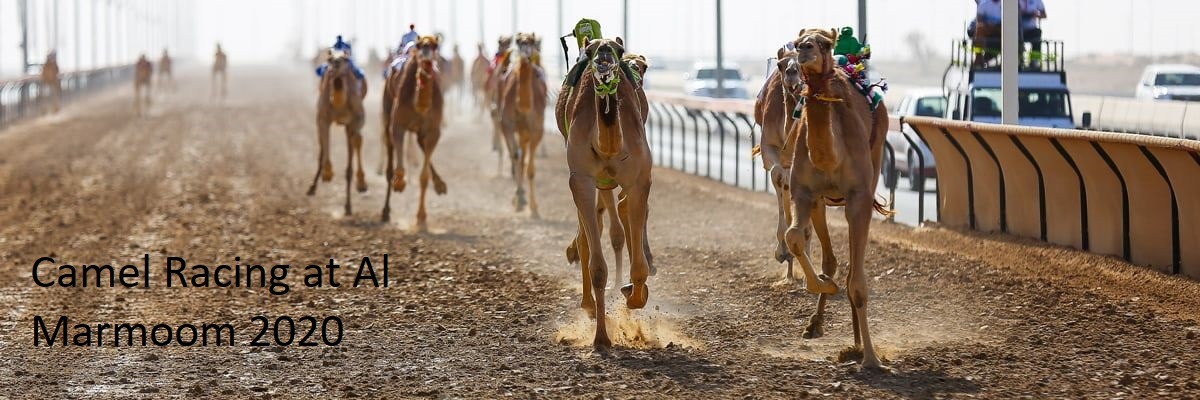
[972,88,1071,118]
[913,97,946,117]
[696,68,743,80]
[1154,73,1200,86]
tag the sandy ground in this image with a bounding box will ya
[0,66,1197,399]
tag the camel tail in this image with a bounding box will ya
[751,145,762,158]
[823,196,894,217]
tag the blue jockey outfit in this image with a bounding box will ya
[383,26,421,79]
[316,35,365,80]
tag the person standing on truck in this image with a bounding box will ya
[1020,0,1047,68]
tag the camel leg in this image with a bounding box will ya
[619,179,652,310]
[352,131,368,193]
[845,192,885,370]
[601,190,624,289]
[569,174,610,350]
[617,192,655,276]
[414,129,442,231]
[774,179,798,281]
[343,128,355,216]
[525,135,542,218]
[576,218,595,318]
[381,131,394,222]
[502,125,526,211]
[784,188,838,295]
[390,126,408,193]
[307,120,331,196]
[803,203,839,339]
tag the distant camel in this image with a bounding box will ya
[133,55,153,116]
[498,33,548,217]
[158,49,174,92]
[308,47,369,215]
[486,35,514,174]
[469,43,491,119]
[381,36,447,231]
[212,44,228,99]
[40,51,61,114]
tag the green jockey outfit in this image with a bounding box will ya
[558,19,642,132]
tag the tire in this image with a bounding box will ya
[908,150,926,191]
[882,151,899,190]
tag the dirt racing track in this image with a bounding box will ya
[0,67,1198,399]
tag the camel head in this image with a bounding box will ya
[793,28,838,76]
[584,37,626,92]
[775,46,803,94]
[497,35,514,53]
[622,53,648,79]
[325,48,354,93]
[411,35,441,63]
[514,33,542,60]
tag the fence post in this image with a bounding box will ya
[711,111,726,183]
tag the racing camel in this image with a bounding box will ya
[781,28,891,370]
[212,44,228,99]
[498,33,548,217]
[469,43,491,118]
[562,51,654,290]
[381,35,447,231]
[754,43,838,284]
[557,38,653,351]
[307,47,369,216]
[158,50,174,92]
[486,35,514,174]
[40,51,61,114]
[133,55,153,116]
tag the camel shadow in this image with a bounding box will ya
[849,367,981,399]
[607,349,728,390]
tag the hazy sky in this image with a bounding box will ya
[3,0,1200,76]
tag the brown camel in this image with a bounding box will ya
[448,44,466,100]
[561,51,655,289]
[469,43,491,119]
[307,48,369,216]
[782,28,891,370]
[754,44,838,284]
[40,51,61,114]
[212,44,228,99]
[381,35,447,231]
[133,55,153,116]
[497,33,548,217]
[556,38,653,351]
[486,35,514,173]
[158,49,174,92]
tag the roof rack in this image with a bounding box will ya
[949,38,1065,73]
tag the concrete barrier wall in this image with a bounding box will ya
[906,116,1200,278]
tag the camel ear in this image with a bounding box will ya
[777,47,786,59]
[830,28,839,43]
[615,37,624,47]
[797,29,807,39]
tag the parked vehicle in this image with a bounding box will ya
[683,62,748,99]
[1135,64,1200,102]
[883,89,941,191]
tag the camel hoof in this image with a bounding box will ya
[344,205,352,216]
[356,180,368,193]
[306,186,317,196]
[806,274,839,295]
[321,162,334,182]
[392,177,407,192]
[620,283,649,309]
[803,315,825,339]
[593,334,612,354]
[774,247,794,263]
[381,210,390,222]
[433,180,447,195]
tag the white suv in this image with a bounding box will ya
[1136,64,1200,102]
[683,63,748,99]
